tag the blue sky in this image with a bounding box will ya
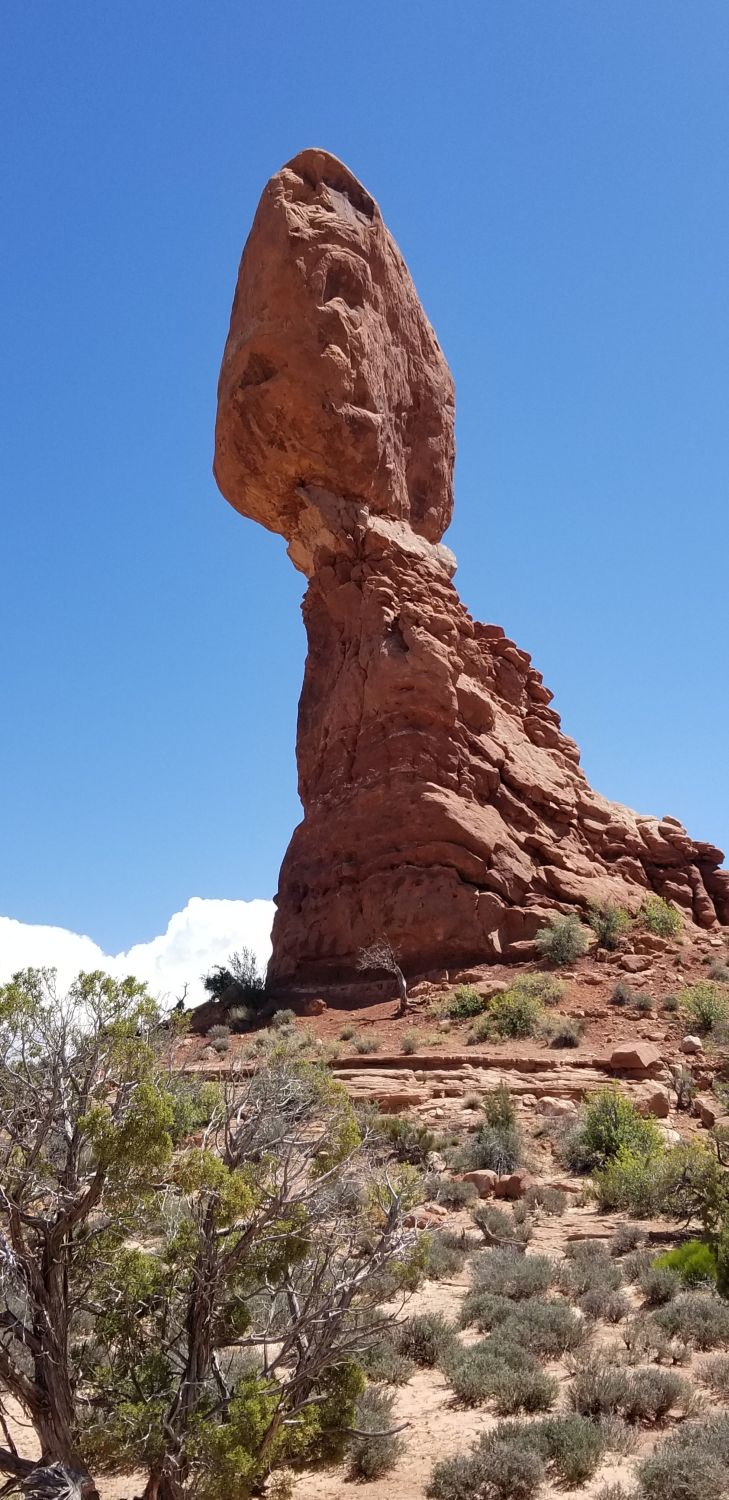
[2,1,728,956]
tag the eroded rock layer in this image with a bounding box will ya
[215,148,728,983]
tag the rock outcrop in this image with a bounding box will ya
[214,148,728,985]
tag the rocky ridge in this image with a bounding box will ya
[214,147,728,986]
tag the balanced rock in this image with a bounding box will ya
[215,148,729,985]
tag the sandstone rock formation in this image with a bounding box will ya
[214,148,729,985]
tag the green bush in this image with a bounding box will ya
[400,1030,418,1054]
[459,1290,514,1332]
[679,982,729,1033]
[207,1023,231,1053]
[567,1087,663,1172]
[457,1120,523,1175]
[442,985,488,1019]
[471,1248,555,1300]
[594,1139,726,1225]
[640,896,683,938]
[560,1243,624,1296]
[654,1240,718,1288]
[396,1312,459,1368]
[348,1386,404,1479]
[512,973,565,1006]
[376,1114,437,1165]
[587,902,632,950]
[655,1292,729,1349]
[535,914,590,966]
[482,1082,518,1129]
[486,989,544,1039]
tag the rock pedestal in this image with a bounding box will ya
[214,148,728,985]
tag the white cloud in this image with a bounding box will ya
[0,897,275,1008]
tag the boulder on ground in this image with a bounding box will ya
[536,1096,578,1118]
[302,997,326,1016]
[636,1085,671,1119]
[462,1170,498,1198]
[681,1034,704,1055]
[609,1041,662,1076]
[495,1169,533,1200]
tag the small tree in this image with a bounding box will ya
[0,970,419,1500]
[0,968,176,1499]
[357,939,409,1016]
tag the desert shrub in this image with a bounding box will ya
[623,1367,691,1423]
[635,992,655,1015]
[514,973,565,1006]
[425,1229,473,1281]
[498,1298,589,1356]
[423,1173,478,1210]
[638,1414,729,1500]
[595,1485,634,1500]
[396,1312,458,1368]
[532,1413,606,1483]
[622,1248,653,1282]
[487,989,544,1039]
[679,982,729,1034]
[459,1290,514,1332]
[570,1359,631,1417]
[348,1386,404,1479]
[560,1242,624,1296]
[567,1087,662,1173]
[595,1140,727,1227]
[524,1183,568,1216]
[698,1353,729,1398]
[444,1340,557,1412]
[427,1432,545,1500]
[339,1025,356,1041]
[639,1264,682,1307]
[612,1223,644,1255]
[653,1240,718,1288]
[671,1065,697,1110]
[610,980,638,1006]
[471,1248,555,1300]
[457,1119,523,1175]
[621,1313,681,1367]
[588,902,632,950]
[482,1082,518,1129]
[270,1007,296,1029]
[547,1018,582,1048]
[207,1023,231,1054]
[708,961,729,982]
[354,1036,380,1055]
[472,1201,531,1246]
[656,1292,729,1349]
[535,914,590,966]
[359,1337,415,1385]
[400,1030,418,1054]
[376,1114,437,1166]
[580,1287,631,1323]
[443,985,488,1019]
[640,896,683,939]
[662,992,679,1013]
